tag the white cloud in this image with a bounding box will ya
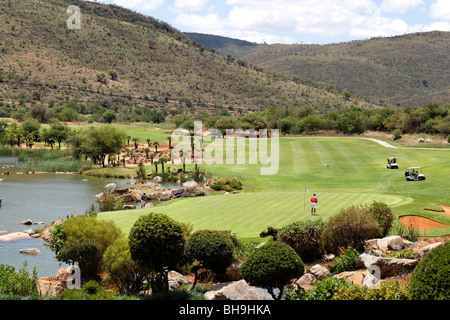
[172,0,210,12]
[430,0,450,21]
[381,0,424,14]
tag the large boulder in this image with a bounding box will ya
[334,270,366,286]
[365,236,404,252]
[414,242,443,261]
[36,267,72,297]
[309,264,330,278]
[358,253,418,278]
[204,280,272,300]
[168,271,193,291]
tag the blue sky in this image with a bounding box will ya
[93,0,450,44]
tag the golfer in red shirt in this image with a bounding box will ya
[311,194,318,215]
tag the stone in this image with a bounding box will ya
[122,205,135,210]
[104,183,117,190]
[334,270,366,286]
[358,253,418,278]
[296,273,316,289]
[182,180,198,189]
[37,267,72,297]
[215,261,243,282]
[365,236,404,252]
[414,242,442,261]
[378,236,404,251]
[153,176,163,184]
[168,271,193,291]
[20,248,40,255]
[324,253,335,261]
[21,219,33,225]
[309,264,330,278]
[204,280,272,300]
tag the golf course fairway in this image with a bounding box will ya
[98,137,450,241]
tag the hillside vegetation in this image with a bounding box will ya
[242,31,450,107]
[0,0,378,123]
[185,32,264,59]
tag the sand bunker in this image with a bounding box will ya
[399,215,449,230]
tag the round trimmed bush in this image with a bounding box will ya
[409,241,450,300]
[186,230,238,289]
[128,213,185,293]
[321,205,382,254]
[241,241,304,300]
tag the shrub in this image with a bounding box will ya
[409,241,450,300]
[103,237,153,295]
[333,279,409,300]
[330,246,360,274]
[128,213,186,294]
[50,215,123,282]
[59,280,120,300]
[364,201,394,237]
[275,219,326,263]
[185,230,240,290]
[0,263,38,296]
[241,241,304,300]
[285,276,352,300]
[321,205,382,255]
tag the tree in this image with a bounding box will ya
[241,241,304,300]
[102,110,116,124]
[136,162,146,182]
[152,141,160,153]
[214,116,235,138]
[128,213,186,293]
[48,122,70,148]
[50,215,123,282]
[72,126,127,166]
[185,230,239,290]
[21,118,41,141]
[159,157,168,173]
[103,237,152,295]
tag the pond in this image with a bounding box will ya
[0,157,134,277]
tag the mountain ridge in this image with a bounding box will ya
[187,31,450,107]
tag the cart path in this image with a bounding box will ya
[361,138,450,150]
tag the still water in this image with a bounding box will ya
[0,157,132,277]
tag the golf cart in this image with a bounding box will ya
[386,157,398,169]
[405,167,426,181]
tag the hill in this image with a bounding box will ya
[242,31,450,107]
[0,0,379,122]
[184,32,265,59]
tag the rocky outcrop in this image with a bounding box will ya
[357,253,418,278]
[111,180,206,205]
[36,267,72,297]
[204,280,272,300]
[168,271,193,291]
[414,242,442,260]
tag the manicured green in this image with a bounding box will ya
[99,137,450,240]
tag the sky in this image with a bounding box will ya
[91,0,450,44]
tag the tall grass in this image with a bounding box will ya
[0,146,92,172]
